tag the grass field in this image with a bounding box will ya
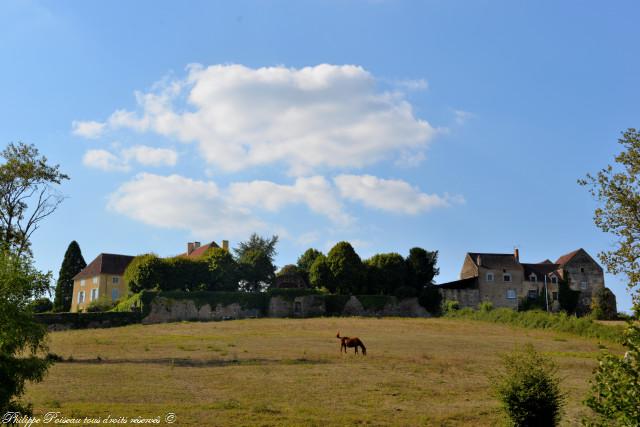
[25,317,622,426]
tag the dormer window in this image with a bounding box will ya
[503,273,512,282]
[529,273,537,282]
[486,272,494,282]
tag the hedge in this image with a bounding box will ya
[35,312,141,329]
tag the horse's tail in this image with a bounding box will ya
[336,331,341,339]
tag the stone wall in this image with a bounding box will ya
[35,312,141,331]
[439,288,480,309]
[142,297,261,324]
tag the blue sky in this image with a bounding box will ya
[1,1,639,312]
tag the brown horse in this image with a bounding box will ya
[337,332,367,355]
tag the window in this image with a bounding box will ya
[528,289,538,299]
[80,279,85,287]
[580,267,585,273]
[503,273,512,282]
[112,276,119,284]
[111,289,119,301]
[93,276,99,284]
[91,288,99,301]
[506,289,517,299]
[552,292,558,301]
[78,291,85,303]
[529,273,537,282]
[580,281,588,290]
[486,272,494,282]
[551,276,558,284]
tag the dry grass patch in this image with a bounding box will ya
[26,317,621,426]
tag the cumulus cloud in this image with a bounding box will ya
[334,174,464,214]
[108,173,351,237]
[83,149,129,172]
[72,120,106,139]
[83,145,177,172]
[73,64,436,175]
[228,176,351,225]
[108,173,265,237]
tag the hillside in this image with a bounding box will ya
[26,318,621,426]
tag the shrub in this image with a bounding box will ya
[28,298,53,313]
[479,301,494,312]
[419,285,442,314]
[492,344,564,426]
[394,286,417,299]
[357,295,393,311]
[442,299,459,313]
[124,254,164,293]
[584,322,640,426]
[86,296,116,312]
[162,256,209,291]
[558,274,579,314]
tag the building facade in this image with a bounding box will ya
[438,248,605,312]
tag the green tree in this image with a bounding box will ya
[234,233,278,261]
[53,241,86,312]
[123,254,164,293]
[365,253,407,295]
[578,128,640,307]
[309,254,333,291]
[204,248,239,291]
[237,248,276,292]
[0,252,53,414]
[558,273,579,314]
[584,323,640,426]
[0,142,69,256]
[297,248,323,273]
[492,344,565,427]
[28,297,53,313]
[406,247,439,291]
[419,285,443,314]
[326,242,363,294]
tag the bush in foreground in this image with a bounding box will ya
[492,344,565,426]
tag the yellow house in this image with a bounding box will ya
[71,253,134,313]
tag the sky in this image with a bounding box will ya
[1,0,639,312]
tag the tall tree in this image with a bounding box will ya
[53,241,86,312]
[326,242,363,295]
[204,247,239,291]
[406,247,439,291]
[0,251,53,413]
[234,234,279,292]
[297,248,323,273]
[579,128,640,308]
[365,253,407,295]
[309,254,333,291]
[0,142,69,256]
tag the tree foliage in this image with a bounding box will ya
[235,234,278,291]
[124,254,164,293]
[492,344,565,427]
[53,240,86,312]
[406,247,439,290]
[309,254,333,291]
[579,128,640,307]
[297,248,323,273]
[0,252,53,414]
[590,287,618,320]
[584,323,640,426]
[365,252,407,295]
[0,142,69,256]
[558,273,579,314]
[204,248,239,291]
[326,242,363,295]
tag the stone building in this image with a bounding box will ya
[438,248,605,312]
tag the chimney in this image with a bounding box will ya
[187,242,195,255]
[476,255,482,266]
[194,241,201,249]
[222,240,229,251]
[514,248,520,262]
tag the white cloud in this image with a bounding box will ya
[334,174,464,214]
[454,109,474,125]
[72,120,106,139]
[78,64,436,175]
[397,79,428,91]
[83,145,177,172]
[108,173,265,237]
[228,176,351,225]
[83,149,129,172]
[122,145,178,167]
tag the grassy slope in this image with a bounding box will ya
[26,318,621,426]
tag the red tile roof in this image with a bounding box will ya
[179,241,220,258]
[555,249,582,266]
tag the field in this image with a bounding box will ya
[25,317,622,426]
